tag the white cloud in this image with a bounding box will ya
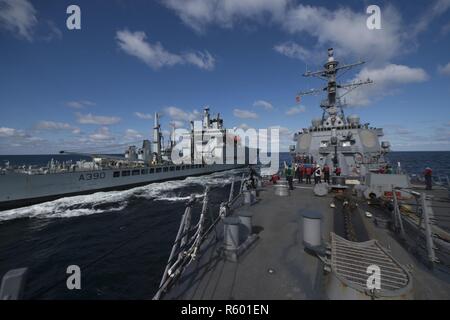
[412,0,450,36]
[170,120,185,128]
[282,4,405,64]
[124,129,143,140]
[438,62,450,76]
[184,51,215,70]
[285,106,305,115]
[233,108,258,119]
[273,42,312,61]
[0,127,22,137]
[89,127,114,141]
[164,106,201,122]
[134,112,153,120]
[36,121,71,130]
[0,0,37,41]
[238,123,250,130]
[66,100,96,109]
[76,113,121,125]
[253,100,273,110]
[36,121,80,134]
[116,29,215,70]
[346,64,429,106]
[162,0,290,33]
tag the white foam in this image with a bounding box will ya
[0,168,244,222]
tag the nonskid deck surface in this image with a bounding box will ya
[165,182,335,300]
[164,180,450,300]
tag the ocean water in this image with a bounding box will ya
[0,152,449,299]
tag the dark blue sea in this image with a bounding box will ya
[0,152,449,299]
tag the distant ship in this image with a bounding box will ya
[0,108,246,210]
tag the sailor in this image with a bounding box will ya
[335,166,341,176]
[386,165,393,174]
[249,166,257,189]
[305,165,312,184]
[298,163,304,183]
[424,167,433,190]
[323,164,330,183]
[270,172,280,184]
[285,164,294,190]
[314,165,322,184]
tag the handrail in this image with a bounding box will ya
[152,174,249,300]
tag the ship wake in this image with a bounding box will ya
[0,169,243,222]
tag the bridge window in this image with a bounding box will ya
[163,167,168,172]
[113,171,120,178]
[156,168,162,173]
[149,168,155,174]
[132,170,140,176]
[176,166,181,171]
[122,170,130,177]
[141,169,148,175]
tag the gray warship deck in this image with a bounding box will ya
[164,182,334,300]
[163,181,450,300]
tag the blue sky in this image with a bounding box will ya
[0,0,449,154]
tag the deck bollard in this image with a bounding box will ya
[223,217,241,252]
[274,184,289,196]
[243,190,252,204]
[238,211,253,241]
[302,210,322,251]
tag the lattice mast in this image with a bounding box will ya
[297,48,372,127]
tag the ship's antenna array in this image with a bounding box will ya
[296,48,373,126]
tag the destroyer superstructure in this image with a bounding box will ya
[291,48,389,176]
[0,108,244,210]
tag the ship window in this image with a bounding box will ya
[156,168,162,173]
[141,169,148,175]
[113,171,120,178]
[163,167,168,172]
[122,170,130,177]
[170,166,175,171]
[132,169,140,176]
[150,168,155,174]
[181,165,185,170]
[176,166,180,171]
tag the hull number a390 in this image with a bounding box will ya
[79,172,106,181]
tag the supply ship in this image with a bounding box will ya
[0,108,246,210]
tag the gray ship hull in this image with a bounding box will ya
[0,163,241,211]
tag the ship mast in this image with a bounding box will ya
[297,48,372,128]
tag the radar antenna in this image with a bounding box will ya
[297,48,373,127]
